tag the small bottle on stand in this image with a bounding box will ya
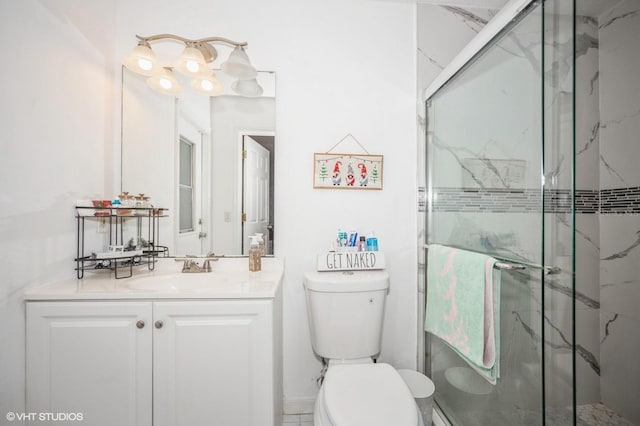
[358,236,367,252]
[366,231,379,252]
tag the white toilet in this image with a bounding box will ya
[304,270,424,426]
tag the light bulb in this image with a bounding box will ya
[147,67,182,94]
[123,42,159,76]
[190,74,223,96]
[138,58,153,71]
[186,60,200,73]
[201,80,214,91]
[176,46,212,78]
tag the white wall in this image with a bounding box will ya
[0,0,115,417]
[0,0,417,416]
[114,0,417,410]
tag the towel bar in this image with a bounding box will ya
[423,244,561,275]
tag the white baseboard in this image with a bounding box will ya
[283,397,316,415]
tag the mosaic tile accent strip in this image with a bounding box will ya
[429,188,600,213]
[421,187,638,213]
[576,190,600,213]
[601,187,640,214]
[432,188,541,213]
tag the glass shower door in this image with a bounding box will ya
[424,0,576,424]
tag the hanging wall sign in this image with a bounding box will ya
[313,133,383,190]
[313,153,383,190]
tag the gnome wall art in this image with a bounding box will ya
[346,163,356,186]
[358,163,368,186]
[332,160,342,186]
[313,153,383,190]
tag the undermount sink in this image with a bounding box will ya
[127,272,233,292]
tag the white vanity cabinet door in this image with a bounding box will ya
[26,301,153,426]
[152,300,275,426]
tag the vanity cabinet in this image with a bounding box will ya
[26,301,153,426]
[27,299,282,426]
[153,300,277,426]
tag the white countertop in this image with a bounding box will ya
[25,257,284,301]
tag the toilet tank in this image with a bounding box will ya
[303,270,389,360]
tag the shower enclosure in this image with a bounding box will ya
[421,0,639,424]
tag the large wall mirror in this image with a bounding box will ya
[121,67,275,256]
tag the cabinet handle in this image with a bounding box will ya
[154,320,164,329]
[136,320,145,329]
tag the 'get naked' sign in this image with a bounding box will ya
[317,252,385,271]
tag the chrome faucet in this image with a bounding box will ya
[181,259,206,273]
[176,252,222,273]
[202,252,222,271]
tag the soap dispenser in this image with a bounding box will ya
[248,236,262,272]
[255,233,266,256]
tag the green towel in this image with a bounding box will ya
[425,244,501,384]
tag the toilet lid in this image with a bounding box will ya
[322,363,418,426]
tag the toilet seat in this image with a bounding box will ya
[320,363,418,426]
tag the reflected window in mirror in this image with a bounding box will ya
[179,136,195,234]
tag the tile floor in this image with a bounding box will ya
[428,402,633,426]
[577,403,635,426]
[288,400,633,426]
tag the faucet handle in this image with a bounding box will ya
[183,259,193,271]
[205,251,221,264]
[202,259,212,272]
[174,258,196,271]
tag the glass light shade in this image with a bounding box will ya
[123,44,160,76]
[231,78,263,97]
[190,74,224,96]
[147,68,183,94]
[175,46,213,78]
[221,46,257,80]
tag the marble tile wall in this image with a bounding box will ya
[420,1,639,424]
[417,4,496,373]
[574,12,602,406]
[598,2,640,423]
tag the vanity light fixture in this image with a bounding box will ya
[123,34,262,97]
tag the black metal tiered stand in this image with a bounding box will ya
[75,206,169,279]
